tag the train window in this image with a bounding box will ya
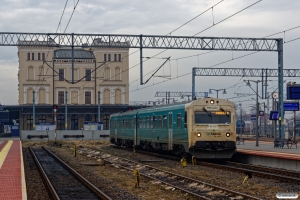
[158,115,162,129]
[163,115,167,129]
[150,116,153,129]
[122,119,125,129]
[184,112,187,128]
[139,117,142,128]
[153,116,157,129]
[177,113,182,128]
[194,111,231,124]
[146,117,150,129]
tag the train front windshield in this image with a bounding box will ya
[194,111,231,124]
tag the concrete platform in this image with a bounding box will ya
[234,140,300,171]
[0,139,27,199]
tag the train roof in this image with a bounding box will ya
[110,98,235,118]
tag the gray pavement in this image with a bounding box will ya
[237,140,300,154]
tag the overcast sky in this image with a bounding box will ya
[1,0,300,118]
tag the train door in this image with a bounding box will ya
[115,119,118,143]
[133,116,137,145]
[168,112,173,150]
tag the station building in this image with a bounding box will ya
[0,39,142,132]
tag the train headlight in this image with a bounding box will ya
[197,132,201,137]
[226,132,231,137]
[210,100,214,104]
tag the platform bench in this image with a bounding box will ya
[274,140,284,148]
[286,140,297,149]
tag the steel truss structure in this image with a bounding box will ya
[192,67,300,99]
[0,32,284,139]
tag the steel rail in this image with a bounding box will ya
[198,161,300,183]
[79,147,262,200]
[42,146,112,200]
[29,147,60,200]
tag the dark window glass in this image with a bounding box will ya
[38,115,46,123]
[158,115,162,129]
[27,53,30,60]
[163,115,167,129]
[108,54,111,61]
[153,116,157,129]
[71,115,78,130]
[177,113,182,128]
[57,115,65,130]
[139,117,142,128]
[59,69,64,81]
[184,112,187,128]
[85,114,92,121]
[85,69,91,81]
[85,91,91,104]
[104,54,107,61]
[38,53,41,60]
[27,115,33,130]
[42,53,45,60]
[114,54,117,61]
[58,91,64,104]
[32,53,34,60]
[118,54,121,61]
[194,111,231,124]
[168,113,172,129]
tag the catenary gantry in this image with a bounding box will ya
[0,32,284,139]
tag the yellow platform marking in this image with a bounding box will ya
[20,141,27,200]
[0,140,13,169]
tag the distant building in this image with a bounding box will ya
[16,39,131,130]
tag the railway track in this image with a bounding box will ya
[111,145,300,183]
[78,147,261,200]
[198,161,300,183]
[29,146,112,200]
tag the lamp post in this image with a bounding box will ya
[244,80,267,147]
[81,128,83,141]
[209,89,227,98]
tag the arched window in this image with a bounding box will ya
[115,68,120,80]
[27,115,33,130]
[28,66,34,80]
[27,88,33,104]
[103,89,110,104]
[57,115,65,130]
[115,89,121,104]
[71,115,78,130]
[105,68,110,80]
[85,114,92,122]
[38,115,46,123]
[39,88,45,104]
[38,66,44,80]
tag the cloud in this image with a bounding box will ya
[0,0,300,118]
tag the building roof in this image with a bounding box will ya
[54,49,95,59]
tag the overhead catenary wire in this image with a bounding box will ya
[33,0,70,99]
